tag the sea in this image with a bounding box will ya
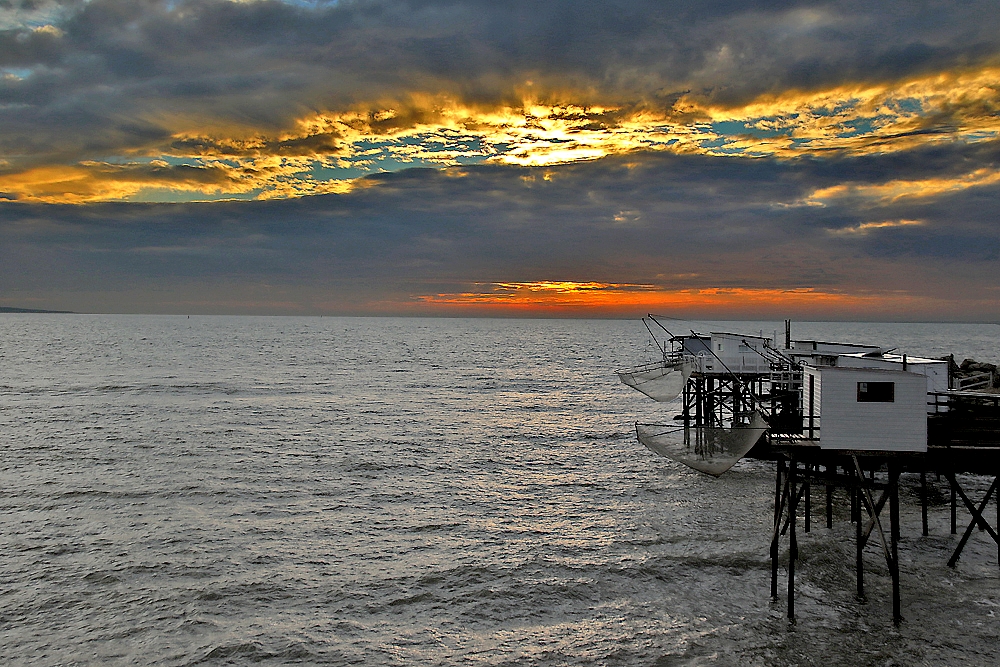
[0,315,998,666]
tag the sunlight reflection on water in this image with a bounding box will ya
[0,315,998,665]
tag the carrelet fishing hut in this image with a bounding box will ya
[802,365,928,452]
[617,316,1000,625]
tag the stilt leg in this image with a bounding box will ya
[921,470,929,537]
[771,458,784,600]
[889,463,902,625]
[826,465,834,529]
[951,477,958,535]
[851,467,859,525]
[856,469,865,600]
[788,458,797,622]
[805,464,811,533]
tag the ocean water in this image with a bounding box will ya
[0,315,998,666]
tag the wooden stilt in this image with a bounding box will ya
[951,478,958,535]
[921,470,929,537]
[805,464,811,533]
[889,462,902,625]
[826,464,834,529]
[787,458,797,622]
[851,467,859,525]
[771,458,785,599]
[855,465,865,600]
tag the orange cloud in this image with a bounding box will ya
[807,169,1000,206]
[0,165,143,203]
[0,159,357,204]
[828,219,925,235]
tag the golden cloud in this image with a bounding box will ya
[5,63,1000,202]
[0,165,151,204]
[807,168,1000,206]
[828,219,925,235]
[0,158,359,204]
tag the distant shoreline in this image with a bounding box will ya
[0,307,74,314]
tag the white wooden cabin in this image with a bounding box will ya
[803,365,928,452]
[686,332,773,374]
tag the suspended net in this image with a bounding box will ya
[636,411,768,477]
[617,360,691,402]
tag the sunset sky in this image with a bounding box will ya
[2,0,1000,318]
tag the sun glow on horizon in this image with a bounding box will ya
[407,282,953,317]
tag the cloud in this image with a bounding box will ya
[0,159,254,202]
[7,68,1000,202]
[806,168,1000,206]
[2,148,1000,317]
[828,219,924,235]
[2,1,1000,201]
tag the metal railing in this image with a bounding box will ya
[954,371,994,391]
[929,390,1000,414]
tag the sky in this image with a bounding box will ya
[2,0,1000,319]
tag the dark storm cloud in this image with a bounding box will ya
[3,0,1000,162]
[3,145,999,312]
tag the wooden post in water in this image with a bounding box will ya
[804,463,811,533]
[826,464,834,529]
[851,466,859,524]
[855,466,865,600]
[695,378,703,428]
[889,462,902,625]
[771,457,785,600]
[921,470,929,537]
[787,458,798,622]
[951,476,958,534]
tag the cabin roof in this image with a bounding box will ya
[839,351,945,365]
[791,339,881,349]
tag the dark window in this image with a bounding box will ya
[857,381,894,402]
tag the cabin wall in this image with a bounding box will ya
[810,367,927,452]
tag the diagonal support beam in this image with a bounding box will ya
[948,473,999,541]
[859,483,893,550]
[852,456,897,575]
[771,467,791,545]
[780,482,807,537]
[946,473,1000,568]
[850,457,902,624]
